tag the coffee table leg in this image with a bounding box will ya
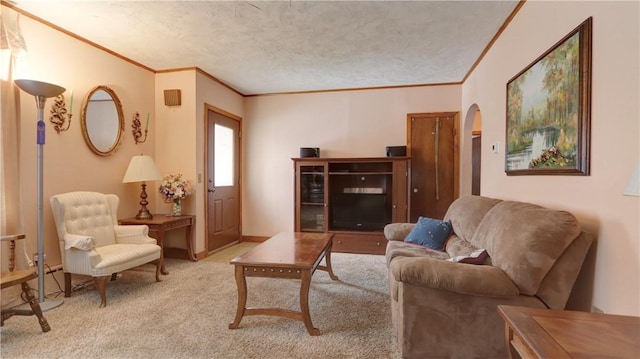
[317,242,338,281]
[324,243,338,281]
[229,265,247,329]
[300,269,320,336]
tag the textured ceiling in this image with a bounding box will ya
[10,1,519,96]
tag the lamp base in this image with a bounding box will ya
[135,182,153,219]
[135,208,153,220]
[14,297,63,313]
[39,298,64,312]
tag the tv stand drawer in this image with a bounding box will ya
[332,232,386,255]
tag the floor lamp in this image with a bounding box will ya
[14,79,66,311]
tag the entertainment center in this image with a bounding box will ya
[293,157,410,254]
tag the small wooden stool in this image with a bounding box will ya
[1,234,50,332]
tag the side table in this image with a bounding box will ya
[119,214,196,275]
[497,305,640,359]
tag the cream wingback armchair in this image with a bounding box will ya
[50,191,162,307]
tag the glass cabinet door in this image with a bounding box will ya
[296,162,327,232]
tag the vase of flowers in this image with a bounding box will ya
[159,173,194,216]
[171,199,182,216]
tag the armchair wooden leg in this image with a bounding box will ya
[21,282,50,332]
[154,259,162,282]
[1,312,9,326]
[94,276,109,308]
[64,272,72,297]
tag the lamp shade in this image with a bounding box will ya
[14,79,65,98]
[624,160,640,196]
[122,155,162,183]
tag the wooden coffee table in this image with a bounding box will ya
[228,232,338,336]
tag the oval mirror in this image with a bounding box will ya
[80,86,124,156]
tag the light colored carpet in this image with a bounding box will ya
[1,253,400,358]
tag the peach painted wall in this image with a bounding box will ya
[243,86,461,236]
[153,71,244,254]
[153,71,197,251]
[9,13,155,293]
[461,1,640,315]
[6,9,245,291]
[194,72,244,253]
[6,1,638,318]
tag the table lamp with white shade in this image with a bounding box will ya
[122,155,162,219]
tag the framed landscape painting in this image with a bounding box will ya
[505,17,592,176]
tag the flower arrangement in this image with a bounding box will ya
[159,173,194,202]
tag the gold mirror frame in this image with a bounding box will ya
[80,85,124,156]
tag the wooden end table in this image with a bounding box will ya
[498,305,640,358]
[228,232,338,336]
[118,214,196,275]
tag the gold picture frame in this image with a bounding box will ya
[505,17,592,176]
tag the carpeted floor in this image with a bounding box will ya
[1,253,400,359]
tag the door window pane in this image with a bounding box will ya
[215,124,234,186]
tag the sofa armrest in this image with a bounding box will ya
[384,223,415,241]
[389,256,520,297]
[63,234,95,250]
[114,225,157,245]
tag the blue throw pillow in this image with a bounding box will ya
[405,217,453,251]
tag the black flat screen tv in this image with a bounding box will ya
[330,193,390,231]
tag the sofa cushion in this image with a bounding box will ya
[405,217,452,250]
[443,196,502,243]
[471,201,581,295]
[384,223,416,242]
[447,248,489,265]
[444,235,483,258]
[386,240,450,265]
[390,256,520,297]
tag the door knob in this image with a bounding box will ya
[208,188,216,193]
[413,188,419,193]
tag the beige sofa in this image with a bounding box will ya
[384,195,592,358]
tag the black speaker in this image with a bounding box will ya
[386,146,406,157]
[300,147,319,158]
